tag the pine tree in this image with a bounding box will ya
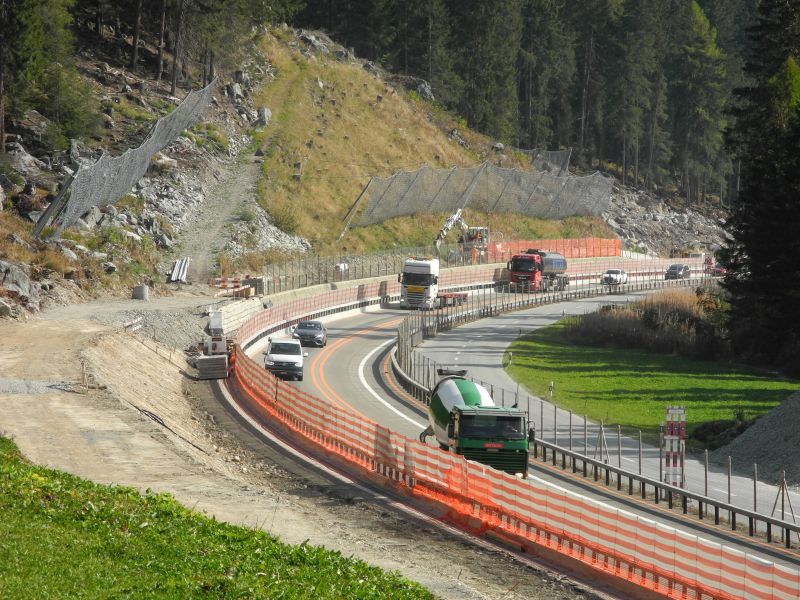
[720,0,800,371]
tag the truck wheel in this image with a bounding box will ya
[298,374,304,381]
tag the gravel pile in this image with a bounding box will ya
[91,307,210,353]
[710,392,800,485]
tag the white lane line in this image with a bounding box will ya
[358,338,426,429]
[712,488,736,497]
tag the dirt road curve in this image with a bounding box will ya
[0,298,604,600]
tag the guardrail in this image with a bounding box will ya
[228,255,800,599]
[389,276,800,550]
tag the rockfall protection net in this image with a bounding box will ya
[53,79,216,233]
[349,161,613,229]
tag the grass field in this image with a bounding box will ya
[0,437,432,599]
[506,323,799,442]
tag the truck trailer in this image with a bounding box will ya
[420,371,530,477]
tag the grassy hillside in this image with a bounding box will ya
[0,436,432,599]
[246,30,613,260]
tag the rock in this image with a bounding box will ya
[6,233,34,252]
[234,70,251,88]
[416,80,434,102]
[363,61,380,77]
[299,32,329,54]
[228,82,244,100]
[0,298,12,317]
[102,262,117,273]
[83,205,103,228]
[120,230,141,243]
[0,173,16,191]
[492,142,505,151]
[61,246,78,261]
[0,260,40,310]
[0,185,4,210]
[90,251,108,260]
[254,147,265,157]
[7,110,50,155]
[257,107,272,127]
[102,113,115,129]
[152,153,178,171]
[4,142,47,179]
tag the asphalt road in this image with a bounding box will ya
[246,294,800,570]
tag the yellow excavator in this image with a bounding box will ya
[434,208,489,264]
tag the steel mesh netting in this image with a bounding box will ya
[55,79,216,231]
[351,161,613,228]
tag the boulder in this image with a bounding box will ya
[0,185,4,210]
[417,80,434,102]
[0,260,40,310]
[5,142,47,180]
[0,173,16,191]
[61,246,78,261]
[492,142,505,152]
[7,110,50,155]
[83,205,103,228]
[102,262,117,273]
[0,298,12,317]
[257,107,272,127]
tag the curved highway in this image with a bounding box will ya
[244,292,800,572]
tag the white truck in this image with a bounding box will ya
[398,257,467,309]
[399,257,440,309]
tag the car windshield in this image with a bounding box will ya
[606,269,621,275]
[459,414,526,440]
[668,264,681,271]
[270,343,301,355]
[402,272,434,285]
[297,322,321,331]
[510,257,537,273]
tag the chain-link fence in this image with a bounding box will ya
[345,161,612,233]
[35,79,216,237]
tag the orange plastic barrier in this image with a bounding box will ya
[231,344,799,600]
[230,257,798,600]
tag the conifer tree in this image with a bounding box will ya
[720,0,800,371]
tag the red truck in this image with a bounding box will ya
[500,249,569,292]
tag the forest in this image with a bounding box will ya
[1,0,799,370]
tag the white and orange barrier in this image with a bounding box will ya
[231,344,800,599]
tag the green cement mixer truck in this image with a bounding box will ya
[420,370,530,477]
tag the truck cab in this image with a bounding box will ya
[399,257,439,309]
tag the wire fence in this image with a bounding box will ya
[35,79,216,237]
[344,160,612,233]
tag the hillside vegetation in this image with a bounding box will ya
[230,29,613,265]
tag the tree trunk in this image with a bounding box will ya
[209,48,215,83]
[634,139,639,186]
[95,1,103,39]
[130,0,142,71]
[156,0,166,83]
[621,128,627,186]
[0,26,5,155]
[170,0,187,96]
[578,30,594,161]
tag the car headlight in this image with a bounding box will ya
[315,333,324,339]
[265,360,275,366]
[294,362,301,367]
[292,332,300,338]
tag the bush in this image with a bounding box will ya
[564,288,731,360]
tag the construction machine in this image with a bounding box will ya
[434,208,489,263]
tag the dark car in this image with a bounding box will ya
[665,264,690,280]
[292,320,328,347]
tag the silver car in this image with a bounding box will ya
[292,320,328,347]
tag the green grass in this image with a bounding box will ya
[0,437,433,599]
[506,324,799,441]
